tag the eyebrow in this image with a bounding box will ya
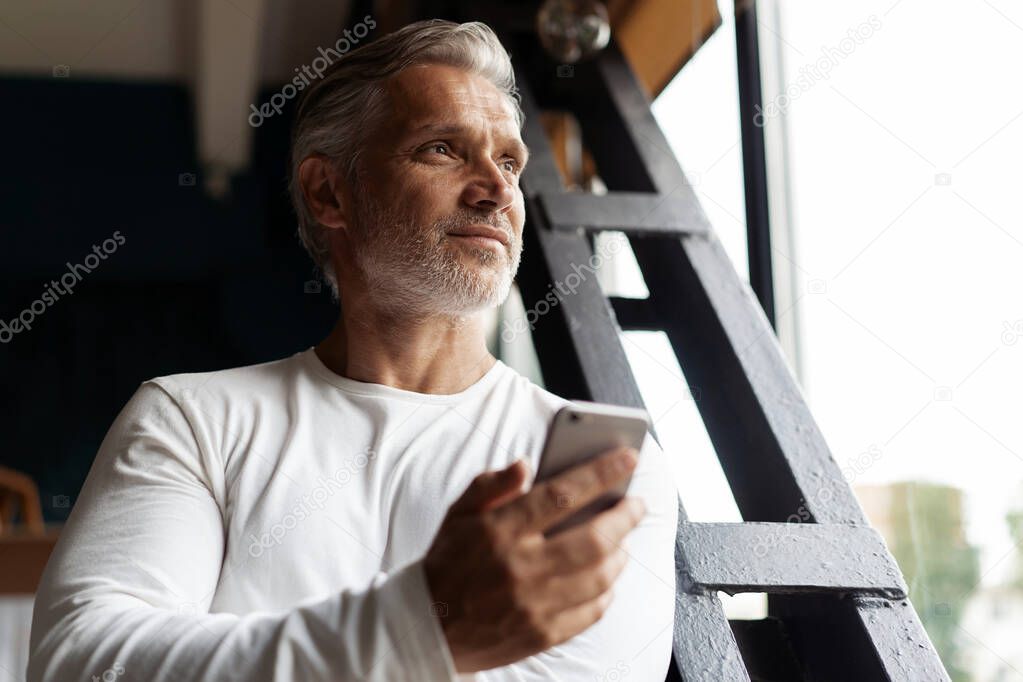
[408,122,530,164]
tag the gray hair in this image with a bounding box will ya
[288,19,524,298]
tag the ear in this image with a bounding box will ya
[297,154,351,230]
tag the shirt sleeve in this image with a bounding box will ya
[27,381,461,682]
[474,431,679,681]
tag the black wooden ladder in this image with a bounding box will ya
[504,34,950,682]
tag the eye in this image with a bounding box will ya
[501,158,522,173]
[424,142,450,156]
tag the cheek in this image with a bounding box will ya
[510,197,526,234]
[401,177,456,220]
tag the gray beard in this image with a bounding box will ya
[349,191,522,318]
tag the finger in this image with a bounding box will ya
[540,546,629,612]
[496,446,638,536]
[528,587,617,651]
[449,459,529,514]
[479,461,532,512]
[537,496,646,576]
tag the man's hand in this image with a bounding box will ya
[423,447,646,673]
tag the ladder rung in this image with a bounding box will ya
[536,191,712,236]
[677,522,907,598]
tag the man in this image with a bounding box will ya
[28,19,678,681]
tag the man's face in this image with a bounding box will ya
[345,62,528,316]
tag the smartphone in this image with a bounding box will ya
[534,401,651,535]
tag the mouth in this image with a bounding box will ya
[446,224,510,249]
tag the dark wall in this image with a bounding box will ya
[0,77,337,521]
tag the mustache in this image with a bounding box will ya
[437,211,513,238]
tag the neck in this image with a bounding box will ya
[314,297,497,395]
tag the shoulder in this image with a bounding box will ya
[99,351,313,489]
[115,351,310,469]
[490,360,571,418]
[144,350,308,410]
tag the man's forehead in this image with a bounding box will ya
[384,64,520,134]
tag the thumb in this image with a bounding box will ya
[451,459,531,514]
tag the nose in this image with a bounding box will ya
[461,157,516,214]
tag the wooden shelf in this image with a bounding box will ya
[0,529,60,594]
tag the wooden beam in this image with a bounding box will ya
[607,0,722,98]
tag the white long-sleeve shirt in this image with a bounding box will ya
[28,348,678,681]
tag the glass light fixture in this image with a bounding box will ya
[536,0,611,64]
